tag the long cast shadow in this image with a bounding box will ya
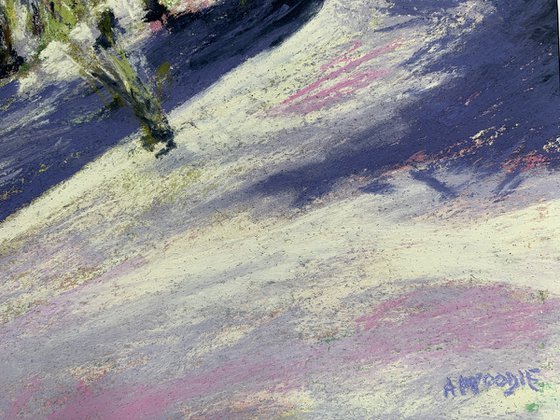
[250,0,559,206]
[0,0,324,222]
[150,0,326,111]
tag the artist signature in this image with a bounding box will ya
[444,368,541,398]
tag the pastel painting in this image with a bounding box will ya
[1,0,559,418]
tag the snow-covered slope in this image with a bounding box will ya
[1,0,559,417]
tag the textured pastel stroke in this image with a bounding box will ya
[9,283,560,418]
[1,0,559,418]
[353,284,559,363]
[271,40,399,114]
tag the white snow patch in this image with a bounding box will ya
[69,23,101,46]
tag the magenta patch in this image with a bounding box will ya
[270,40,400,115]
[352,284,559,363]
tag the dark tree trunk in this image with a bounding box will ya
[136,103,176,157]
[29,1,45,36]
[0,5,23,79]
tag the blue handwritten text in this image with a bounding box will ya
[444,368,541,398]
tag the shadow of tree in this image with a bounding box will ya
[146,0,325,110]
[0,0,325,221]
[250,0,559,206]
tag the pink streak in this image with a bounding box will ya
[46,357,308,419]
[281,40,400,106]
[351,284,560,364]
[283,69,390,114]
[1,256,146,341]
[320,40,363,71]
[149,20,164,32]
[7,377,42,419]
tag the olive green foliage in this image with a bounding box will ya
[0,0,23,78]
[4,0,17,32]
[5,0,175,155]
[32,0,100,52]
[65,8,175,155]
